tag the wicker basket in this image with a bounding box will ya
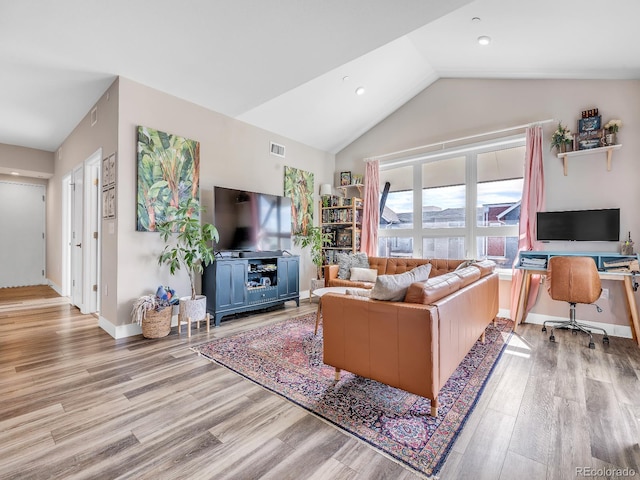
[141,307,172,338]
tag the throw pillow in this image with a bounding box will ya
[345,287,372,297]
[336,252,369,280]
[455,259,475,271]
[349,267,378,283]
[370,263,432,302]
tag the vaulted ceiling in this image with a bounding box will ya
[1,0,639,154]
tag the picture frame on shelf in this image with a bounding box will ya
[578,115,601,133]
[577,128,604,150]
[351,174,363,185]
[340,171,351,186]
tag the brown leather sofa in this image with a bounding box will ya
[324,257,468,289]
[321,259,498,416]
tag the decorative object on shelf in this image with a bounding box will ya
[136,126,200,232]
[319,183,332,206]
[284,166,314,235]
[294,225,332,279]
[577,113,604,150]
[340,171,351,186]
[622,232,635,256]
[351,174,364,185]
[131,289,175,338]
[604,119,622,145]
[550,122,573,152]
[157,198,219,325]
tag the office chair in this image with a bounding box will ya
[542,256,609,349]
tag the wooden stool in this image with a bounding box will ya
[178,312,211,337]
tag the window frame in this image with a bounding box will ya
[378,134,525,272]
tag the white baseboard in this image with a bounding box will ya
[47,279,63,296]
[500,309,632,338]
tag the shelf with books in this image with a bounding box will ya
[320,198,362,264]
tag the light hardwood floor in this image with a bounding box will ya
[1,286,639,479]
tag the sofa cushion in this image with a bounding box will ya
[336,252,369,280]
[349,267,378,283]
[404,272,464,304]
[453,265,481,287]
[473,259,496,277]
[370,263,432,301]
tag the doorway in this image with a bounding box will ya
[0,181,46,288]
[64,149,101,314]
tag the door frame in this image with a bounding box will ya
[63,148,102,314]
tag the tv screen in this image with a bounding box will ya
[536,208,620,242]
[213,186,292,252]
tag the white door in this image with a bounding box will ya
[71,165,84,309]
[0,182,46,287]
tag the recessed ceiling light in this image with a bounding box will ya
[342,75,350,82]
[10,171,19,175]
[472,16,481,22]
[477,35,491,46]
[355,86,365,96]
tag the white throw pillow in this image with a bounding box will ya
[346,287,372,297]
[349,267,378,283]
[370,263,432,301]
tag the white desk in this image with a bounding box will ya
[514,252,640,346]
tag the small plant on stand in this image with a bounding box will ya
[157,197,219,329]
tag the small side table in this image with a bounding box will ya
[312,286,349,335]
[309,278,326,303]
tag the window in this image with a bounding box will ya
[377,138,525,269]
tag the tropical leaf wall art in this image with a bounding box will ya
[284,166,314,235]
[136,126,200,232]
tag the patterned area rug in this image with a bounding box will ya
[192,313,513,477]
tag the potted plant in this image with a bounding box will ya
[294,225,332,280]
[157,198,219,326]
[131,289,174,338]
[550,122,573,153]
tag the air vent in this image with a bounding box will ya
[270,141,285,158]
[91,106,98,126]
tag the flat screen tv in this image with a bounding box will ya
[536,208,620,242]
[213,186,292,252]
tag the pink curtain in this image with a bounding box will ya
[360,160,380,256]
[510,126,545,321]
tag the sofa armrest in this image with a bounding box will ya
[323,265,340,285]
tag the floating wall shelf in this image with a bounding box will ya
[557,144,622,176]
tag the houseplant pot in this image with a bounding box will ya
[178,295,207,323]
[157,198,219,324]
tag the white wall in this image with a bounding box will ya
[115,78,334,330]
[336,78,640,328]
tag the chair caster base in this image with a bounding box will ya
[549,334,555,343]
[603,336,610,344]
[588,342,595,349]
[542,326,547,332]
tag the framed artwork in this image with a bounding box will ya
[578,115,601,133]
[577,128,604,150]
[102,156,111,186]
[284,166,314,235]
[136,126,200,231]
[102,185,116,219]
[340,171,351,186]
